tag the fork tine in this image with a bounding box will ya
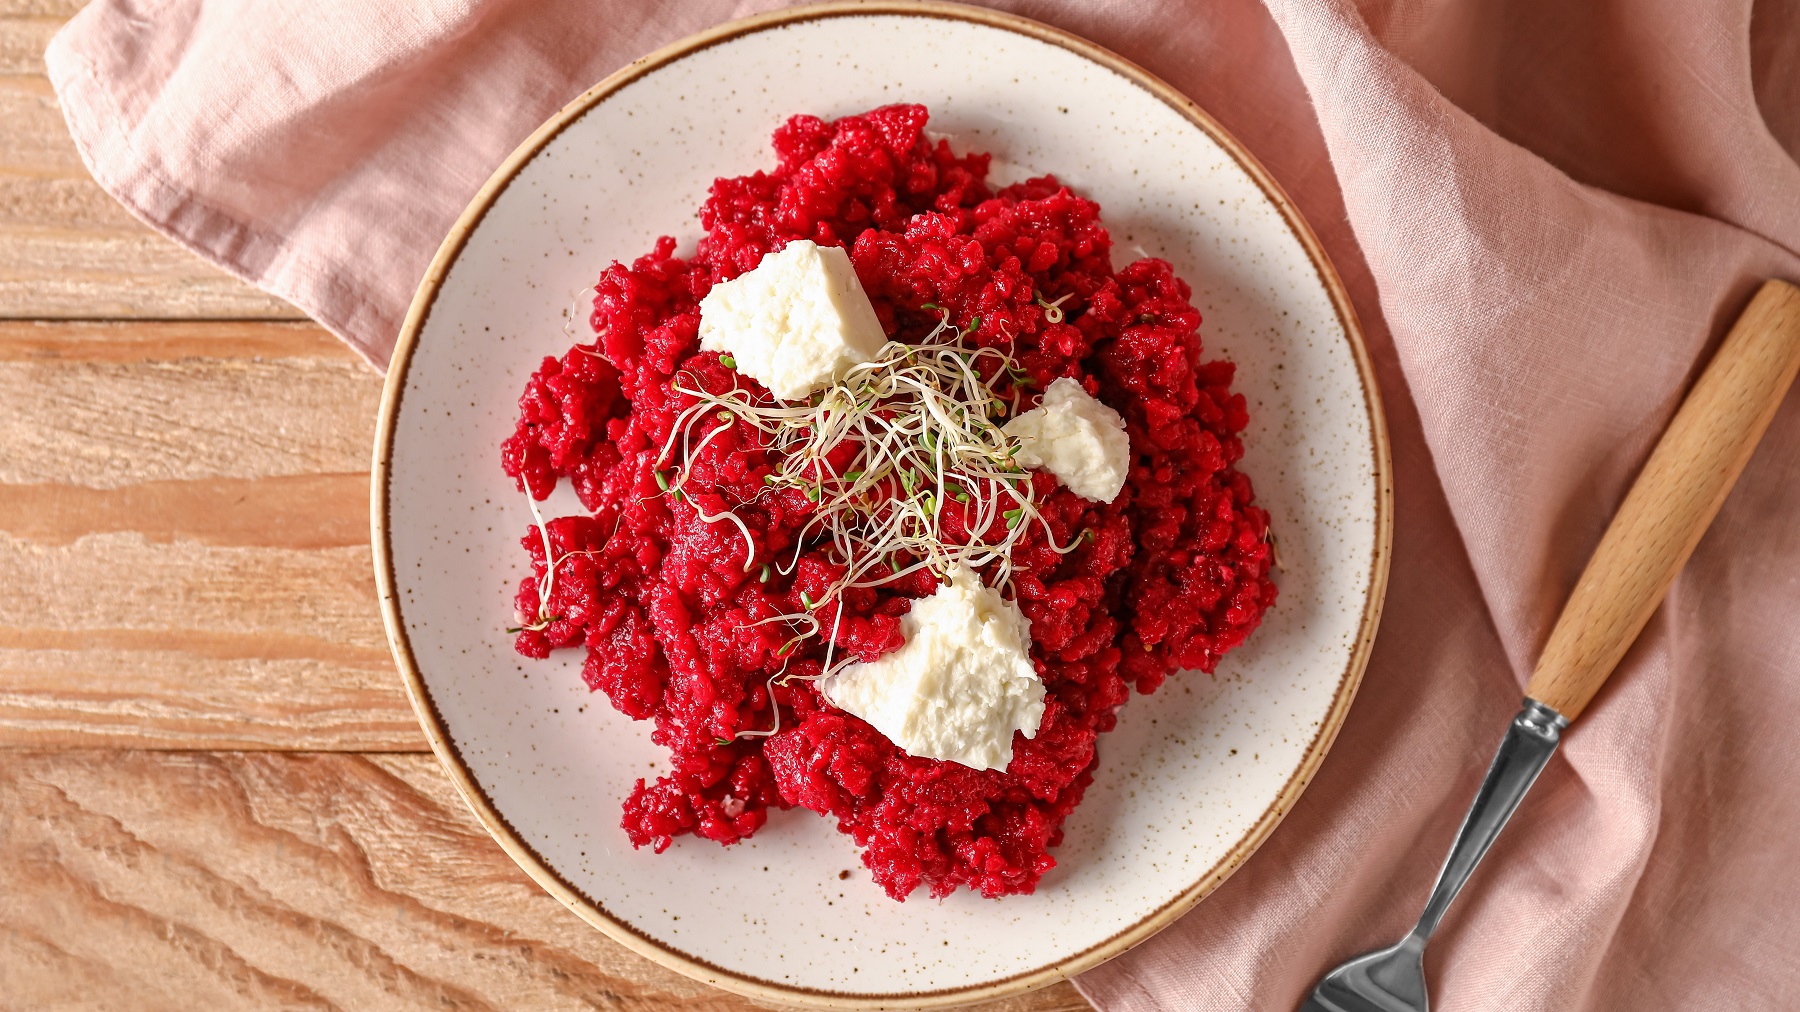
[1301,983,1407,1012]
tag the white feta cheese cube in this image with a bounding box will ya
[1001,377,1131,502]
[819,566,1044,772]
[698,239,887,400]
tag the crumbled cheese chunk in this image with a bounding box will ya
[697,239,887,400]
[820,566,1044,772]
[1002,377,1131,502]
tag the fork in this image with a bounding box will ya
[1300,279,1800,1012]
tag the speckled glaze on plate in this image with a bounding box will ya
[372,3,1391,1007]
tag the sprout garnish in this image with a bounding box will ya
[512,491,611,634]
[1034,290,1074,325]
[652,309,1090,742]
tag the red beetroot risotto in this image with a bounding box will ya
[501,104,1275,901]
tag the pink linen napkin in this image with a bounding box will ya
[47,1,1800,1009]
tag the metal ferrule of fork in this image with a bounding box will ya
[1411,698,1568,944]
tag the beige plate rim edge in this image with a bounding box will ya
[369,2,1395,1007]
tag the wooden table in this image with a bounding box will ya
[0,5,1093,1008]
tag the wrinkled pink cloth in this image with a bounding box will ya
[47,0,1800,1008]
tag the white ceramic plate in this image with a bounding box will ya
[374,3,1390,1007]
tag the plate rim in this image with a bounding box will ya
[371,2,1394,1006]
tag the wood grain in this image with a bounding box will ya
[0,529,418,750]
[0,328,377,488]
[0,319,417,750]
[0,15,305,320]
[0,750,1092,1011]
[0,14,56,74]
[0,1,86,22]
[0,319,354,362]
[1527,280,1800,719]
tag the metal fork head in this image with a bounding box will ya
[1299,700,1568,1012]
[1301,934,1428,1012]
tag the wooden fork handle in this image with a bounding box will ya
[1525,279,1800,722]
